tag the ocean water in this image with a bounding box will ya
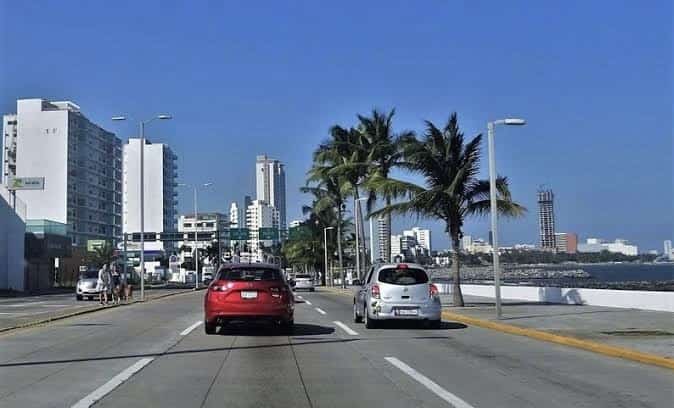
[578,263,674,282]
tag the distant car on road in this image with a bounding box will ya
[293,274,315,291]
[202,270,214,284]
[76,268,110,301]
[203,263,294,334]
[353,263,441,329]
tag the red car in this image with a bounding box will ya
[204,263,294,334]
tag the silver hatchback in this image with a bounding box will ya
[353,263,441,329]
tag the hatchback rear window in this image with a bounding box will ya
[218,268,282,281]
[377,267,428,285]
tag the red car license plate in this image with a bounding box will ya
[240,291,258,299]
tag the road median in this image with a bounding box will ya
[318,286,673,370]
[0,287,204,335]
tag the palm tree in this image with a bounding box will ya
[85,243,115,268]
[358,109,415,263]
[302,165,348,283]
[315,126,370,275]
[370,113,525,306]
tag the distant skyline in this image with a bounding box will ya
[1,1,671,251]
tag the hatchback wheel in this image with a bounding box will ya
[353,302,362,323]
[76,295,83,301]
[204,320,217,335]
[364,305,378,329]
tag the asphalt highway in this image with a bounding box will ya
[0,289,671,407]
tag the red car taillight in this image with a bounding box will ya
[210,284,227,292]
[371,284,380,299]
[270,286,289,298]
[429,283,439,298]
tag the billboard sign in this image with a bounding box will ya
[8,177,45,190]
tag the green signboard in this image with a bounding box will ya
[258,227,279,240]
[87,240,107,252]
[288,226,311,241]
[229,228,250,241]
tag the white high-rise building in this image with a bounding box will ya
[376,215,391,262]
[664,240,673,260]
[403,227,431,251]
[255,154,286,230]
[4,99,122,246]
[246,199,278,260]
[122,138,178,251]
[461,235,473,252]
[229,202,239,228]
[390,234,403,259]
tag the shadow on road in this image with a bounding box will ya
[217,322,334,336]
[372,321,468,330]
[0,333,463,368]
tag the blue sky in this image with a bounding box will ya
[1,1,671,251]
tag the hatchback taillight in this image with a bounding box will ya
[270,287,286,298]
[210,284,227,292]
[371,284,380,299]
[429,283,439,298]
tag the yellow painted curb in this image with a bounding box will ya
[318,286,673,370]
[441,310,674,371]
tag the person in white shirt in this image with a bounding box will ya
[98,264,112,305]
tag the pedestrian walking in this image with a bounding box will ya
[98,264,112,305]
[111,263,122,304]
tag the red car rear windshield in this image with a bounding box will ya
[218,268,282,281]
[378,267,428,285]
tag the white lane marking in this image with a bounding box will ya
[180,321,203,336]
[333,320,359,335]
[385,357,475,408]
[304,300,312,305]
[2,302,48,307]
[71,357,154,408]
[315,307,327,315]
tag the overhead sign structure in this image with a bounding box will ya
[258,228,279,241]
[229,228,250,241]
[8,177,45,191]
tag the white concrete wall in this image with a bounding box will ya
[435,283,674,312]
[0,188,25,290]
[15,99,69,223]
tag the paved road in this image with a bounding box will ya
[0,289,671,408]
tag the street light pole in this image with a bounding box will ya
[178,182,212,290]
[324,226,334,287]
[139,121,145,301]
[487,118,526,319]
[193,186,198,290]
[112,114,172,302]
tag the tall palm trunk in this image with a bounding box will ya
[354,188,367,279]
[450,233,464,306]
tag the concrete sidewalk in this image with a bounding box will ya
[441,294,674,359]
[0,286,204,333]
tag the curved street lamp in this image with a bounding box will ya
[487,118,526,319]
